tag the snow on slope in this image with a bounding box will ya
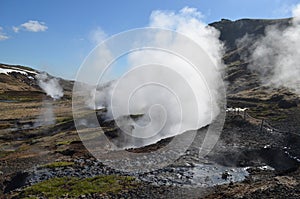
[0,67,37,76]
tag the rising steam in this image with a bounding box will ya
[35,73,64,127]
[34,101,56,127]
[36,73,64,100]
[76,7,225,148]
[237,4,300,95]
[149,7,224,68]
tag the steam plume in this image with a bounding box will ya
[79,7,225,148]
[34,101,56,127]
[36,73,63,100]
[237,4,300,95]
[35,73,64,127]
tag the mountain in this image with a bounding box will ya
[210,18,292,50]
[0,63,73,101]
[209,19,299,131]
[0,64,40,92]
[210,18,295,97]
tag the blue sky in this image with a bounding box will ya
[1,0,300,79]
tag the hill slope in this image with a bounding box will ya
[0,63,73,101]
[210,18,292,50]
[210,18,299,126]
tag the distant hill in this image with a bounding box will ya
[210,18,292,50]
[0,63,73,101]
[208,18,298,104]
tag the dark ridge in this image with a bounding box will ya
[209,18,292,50]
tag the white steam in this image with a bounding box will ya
[81,7,225,148]
[34,101,56,127]
[149,7,224,68]
[237,4,300,95]
[35,73,64,127]
[36,73,64,100]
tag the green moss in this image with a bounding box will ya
[0,150,14,158]
[56,117,73,124]
[226,60,242,67]
[22,175,137,198]
[56,140,74,146]
[0,91,43,102]
[17,144,30,152]
[40,161,74,168]
[0,94,33,102]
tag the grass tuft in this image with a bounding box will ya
[40,161,74,168]
[22,175,137,198]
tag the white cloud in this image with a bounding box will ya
[19,20,48,32]
[89,27,107,44]
[179,6,204,18]
[0,27,9,41]
[12,26,19,33]
[0,34,9,41]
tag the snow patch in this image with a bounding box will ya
[0,67,37,76]
[0,68,28,75]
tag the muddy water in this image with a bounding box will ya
[188,163,249,186]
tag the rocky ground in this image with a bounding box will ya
[1,95,300,198]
